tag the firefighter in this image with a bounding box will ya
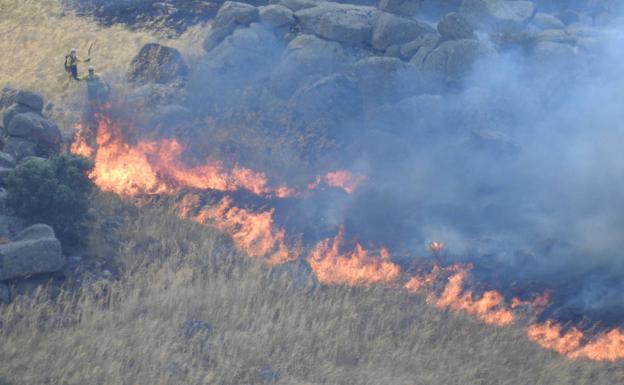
[79,66,111,103]
[64,48,90,80]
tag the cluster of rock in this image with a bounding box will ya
[0,88,66,305]
[187,0,611,135]
[1,88,62,162]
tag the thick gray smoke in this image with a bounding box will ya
[82,0,624,326]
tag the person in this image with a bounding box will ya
[64,48,90,80]
[79,66,111,104]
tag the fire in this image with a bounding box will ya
[70,122,93,158]
[308,227,400,286]
[527,321,624,361]
[180,195,297,265]
[70,114,295,197]
[511,291,551,309]
[323,170,366,194]
[405,264,514,326]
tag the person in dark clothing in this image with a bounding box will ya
[64,48,90,80]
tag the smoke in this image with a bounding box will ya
[84,0,624,328]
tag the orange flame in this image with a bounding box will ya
[429,241,445,254]
[405,263,514,326]
[70,122,94,158]
[308,227,400,286]
[70,114,294,197]
[527,321,624,361]
[179,195,297,265]
[323,170,366,194]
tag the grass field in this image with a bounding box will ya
[1,194,623,385]
[1,1,624,384]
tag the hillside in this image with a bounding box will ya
[1,0,624,384]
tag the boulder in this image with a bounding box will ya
[0,224,64,281]
[259,4,295,27]
[460,0,537,33]
[531,12,565,30]
[2,103,32,132]
[15,90,44,112]
[290,73,363,126]
[128,43,189,85]
[214,1,259,29]
[270,34,348,97]
[437,12,475,40]
[401,33,440,61]
[378,0,423,17]
[6,112,62,156]
[421,38,497,85]
[203,1,260,52]
[372,12,433,51]
[0,283,8,304]
[295,3,380,45]
[3,137,37,161]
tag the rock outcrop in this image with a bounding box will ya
[128,43,189,85]
[0,224,64,281]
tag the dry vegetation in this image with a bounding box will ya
[1,194,623,385]
[1,1,624,384]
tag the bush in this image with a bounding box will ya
[6,154,94,246]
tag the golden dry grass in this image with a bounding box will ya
[1,196,623,385]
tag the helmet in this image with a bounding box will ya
[70,48,77,53]
[88,65,95,72]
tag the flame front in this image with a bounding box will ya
[528,321,624,361]
[323,170,366,194]
[179,195,297,265]
[308,227,400,286]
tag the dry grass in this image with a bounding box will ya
[0,195,623,385]
[0,0,207,131]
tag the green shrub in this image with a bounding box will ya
[6,154,94,246]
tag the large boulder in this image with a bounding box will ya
[2,103,32,132]
[371,12,433,51]
[460,0,537,33]
[295,3,380,45]
[0,224,64,281]
[203,1,260,52]
[438,12,475,40]
[420,38,497,85]
[128,43,189,85]
[15,90,44,113]
[259,4,295,28]
[270,34,348,97]
[378,0,423,17]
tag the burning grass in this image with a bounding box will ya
[1,198,622,385]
